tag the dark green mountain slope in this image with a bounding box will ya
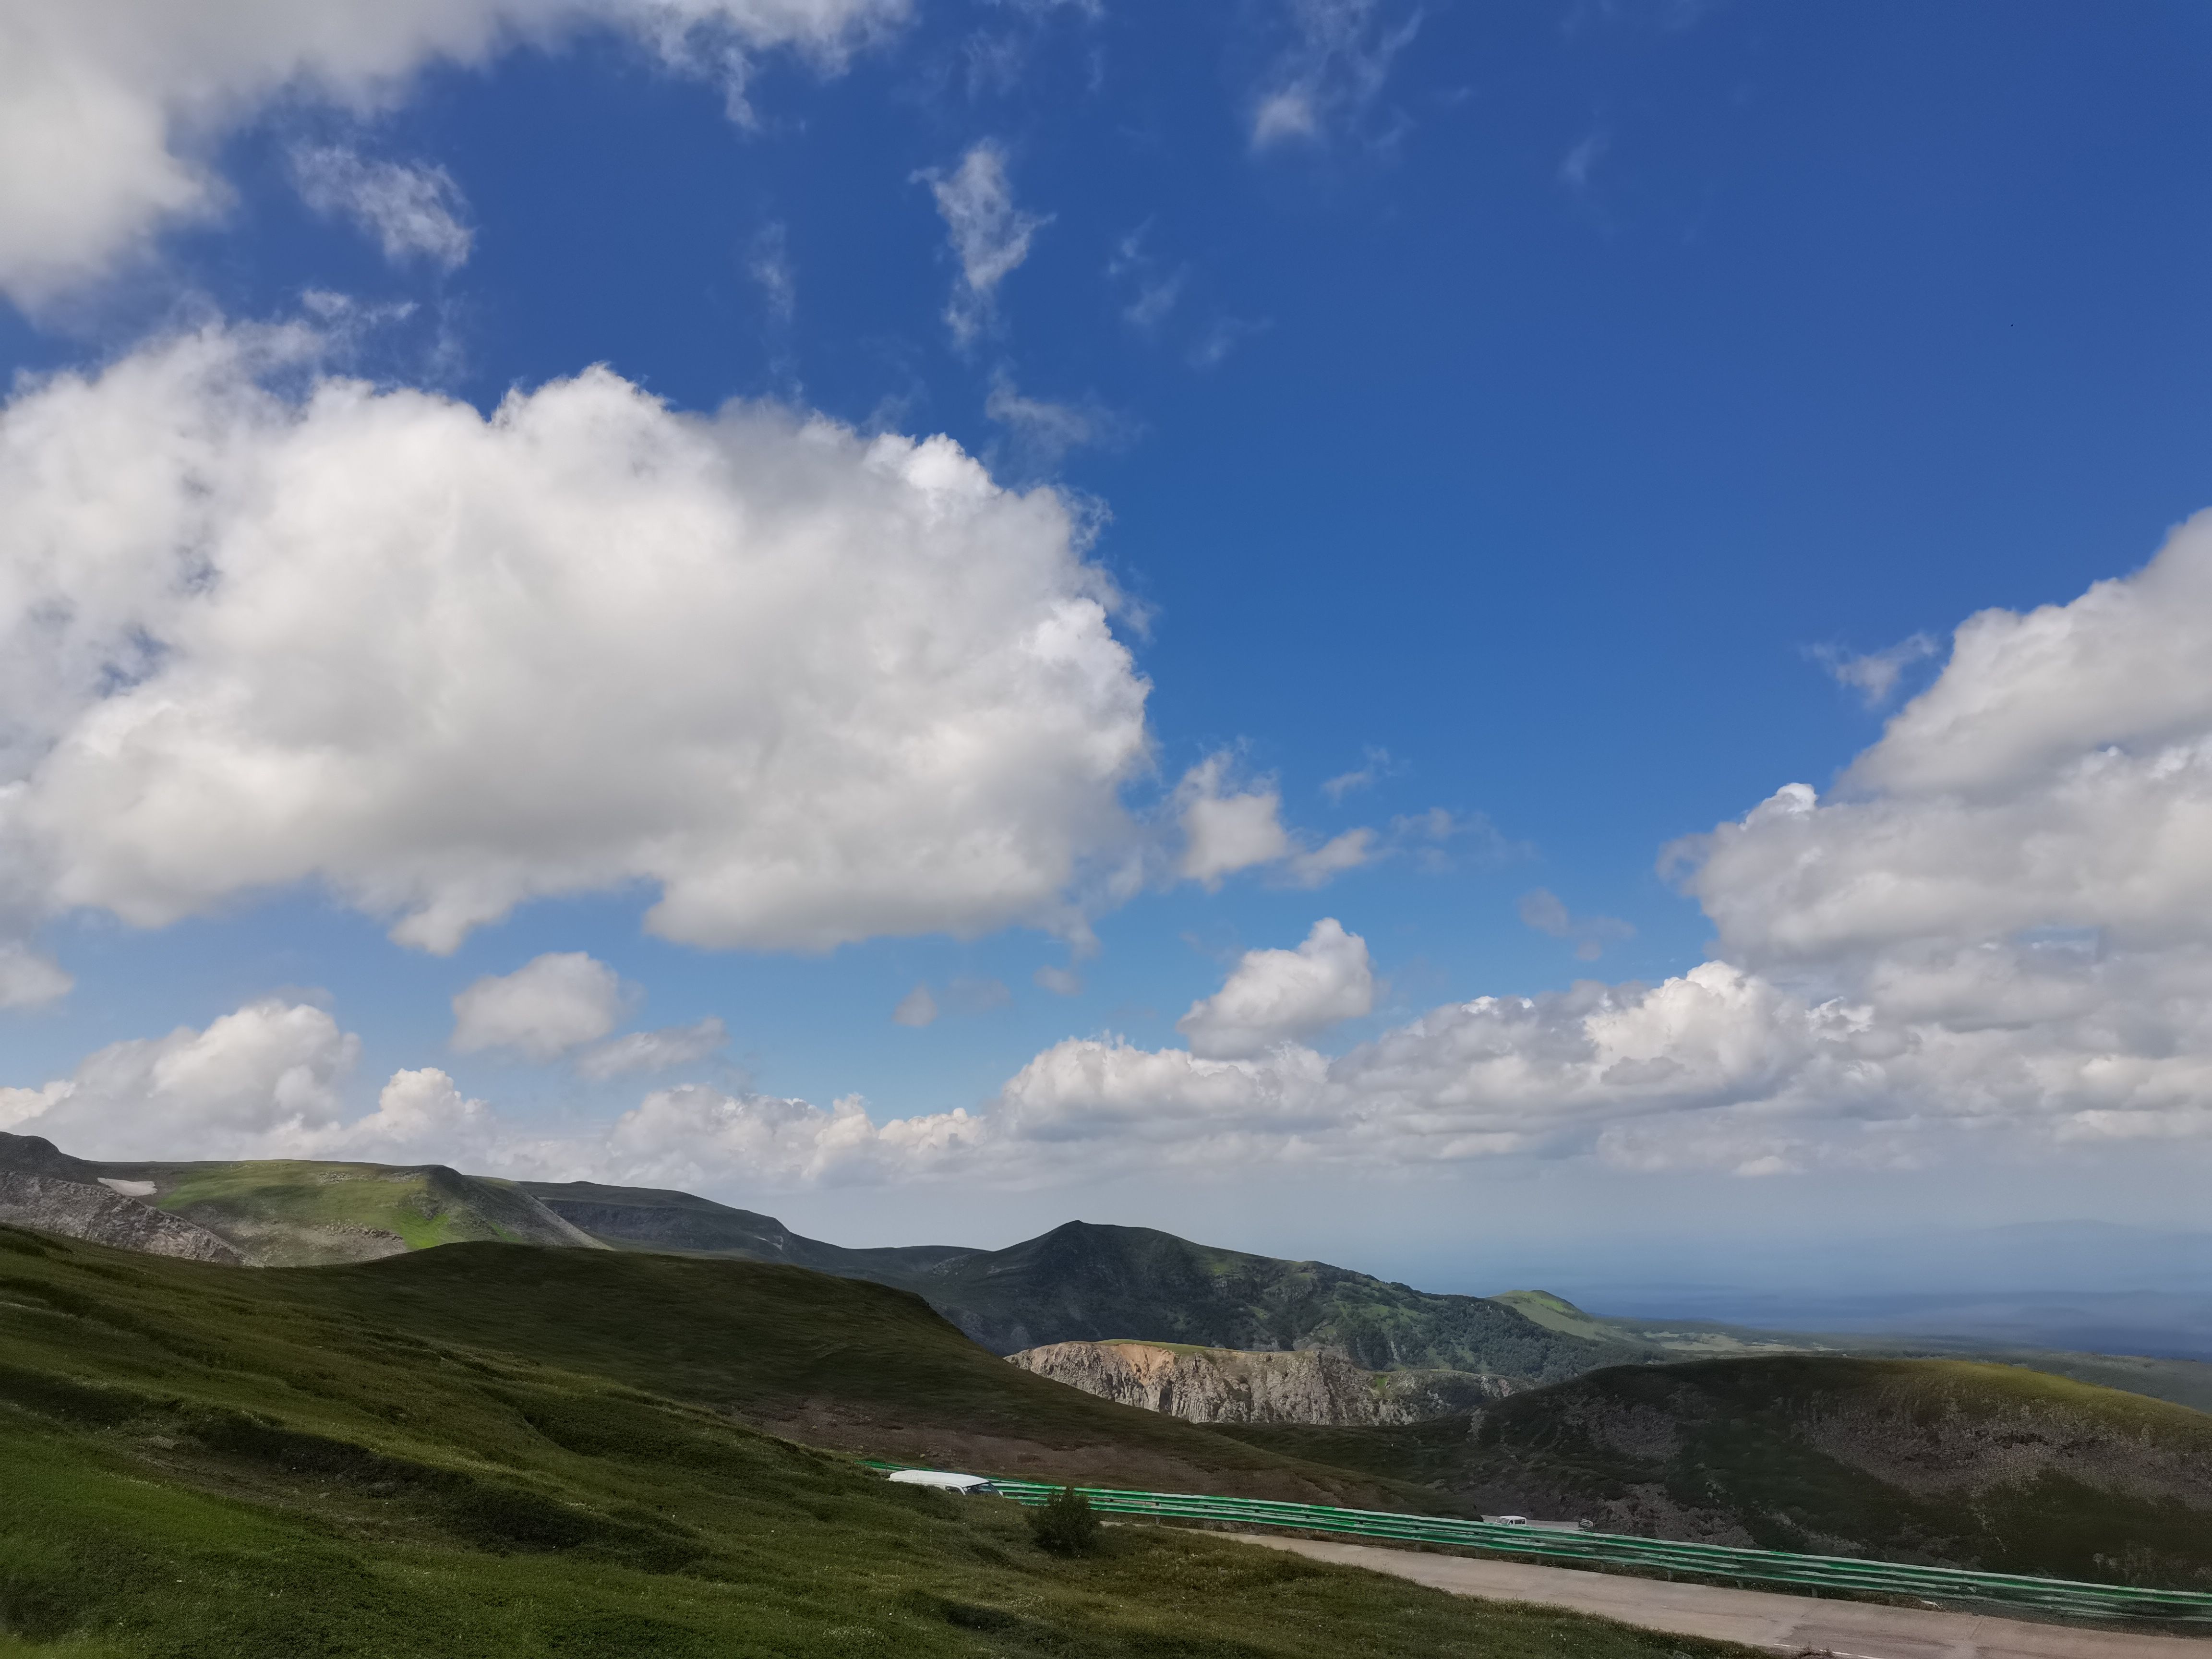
[528,1181,1646,1384]
[1217,1355,2212,1587]
[0,1131,597,1265]
[0,1225,1745,1659]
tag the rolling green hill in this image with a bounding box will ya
[1216,1354,2212,1587]
[2,1140,1638,1391]
[0,1132,598,1265]
[0,1223,1748,1659]
[18,1136,2212,1420]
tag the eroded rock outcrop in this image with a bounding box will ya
[1010,1339,1510,1426]
[0,1171,243,1263]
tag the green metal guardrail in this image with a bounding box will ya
[864,1463,2212,1623]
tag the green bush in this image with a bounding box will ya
[1027,1486,1101,1556]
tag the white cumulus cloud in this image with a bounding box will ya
[451,952,628,1060]
[0,0,908,307]
[1176,756,1293,886]
[0,321,1150,957]
[1174,755,1376,890]
[0,998,360,1159]
[604,1083,986,1189]
[1177,917,1374,1058]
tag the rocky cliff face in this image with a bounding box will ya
[1010,1339,1511,1426]
[0,1171,242,1263]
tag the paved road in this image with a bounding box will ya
[1228,1534,2212,1659]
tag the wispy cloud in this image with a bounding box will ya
[1322,745,1395,802]
[985,373,1135,472]
[893,977,1011,1027]
[747,220,795,324]
[576,1017,729,1081]
[1249,0,1422,152]
[290,145,473,270]
[1107,223,1187,332]
[1034,964,1084,996]
[1808,633,1940,708]
[1519,887,1635,961]
[917,142,1050,347]
[1559,128,1609,192]
[1388,806,1525,872]
[1189,315,1271,369]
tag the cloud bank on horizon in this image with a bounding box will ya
[11,508,2212,1187]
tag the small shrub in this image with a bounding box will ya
[1026,1486,1100,1557]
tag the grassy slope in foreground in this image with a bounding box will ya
[1215,1355,2212,1588]
[0,1226,1761,1659]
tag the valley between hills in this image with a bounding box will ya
[4,1129,2212,1656]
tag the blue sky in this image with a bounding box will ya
[5,0,2212,1290]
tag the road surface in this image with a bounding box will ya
[1228,1534,2212,1659]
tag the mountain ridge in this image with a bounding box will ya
[524,1179,1648,1384]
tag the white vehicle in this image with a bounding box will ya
[1485,1515,1530,1527]
[885,1469,1003,1497]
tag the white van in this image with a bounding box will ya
[885,1469,1003,1497]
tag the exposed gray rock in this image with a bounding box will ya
[0,1171,243,1264]
[1010,1339,1512,1426]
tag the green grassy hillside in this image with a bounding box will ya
[1218,1355,2212,1587]
[0,1225,1755,1659]
[0,1133,597,1265]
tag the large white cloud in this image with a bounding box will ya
[451,952,627,1060]
[1684,520,2212,974]
[1176,916,1373,1059]
[0,322,1150,967]
[0,998,361,1159]
[0,0,906,305]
